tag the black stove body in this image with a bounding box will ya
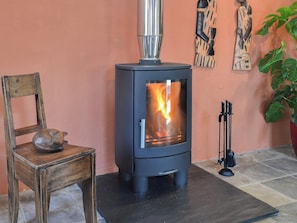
[115,62,192,194]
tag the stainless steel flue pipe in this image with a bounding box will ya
[138,0,163,64]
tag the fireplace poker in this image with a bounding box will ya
[218,102,224,165]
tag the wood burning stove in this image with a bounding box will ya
[115,0,192,195]
[115,63,192,194]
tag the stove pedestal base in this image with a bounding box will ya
[132,169,188,195]
[133,176,149,195]
[174,169,188,187]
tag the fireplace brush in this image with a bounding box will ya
[217,100,236,176]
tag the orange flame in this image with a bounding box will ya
[156,84,171,122]
[146,80,184,146]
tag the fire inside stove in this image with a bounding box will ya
[145,79,186,147]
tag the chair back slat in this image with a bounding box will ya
[7,74,39,97]
[1,73,47,150]
[15,125,42,137]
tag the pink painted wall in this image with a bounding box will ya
[0,0,293,194]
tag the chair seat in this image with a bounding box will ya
[14,143,96,192]
[15,142,95,168]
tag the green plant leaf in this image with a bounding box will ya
[265,101,285,122]
[286,17,297,39]
[270,60,283,75]
[290,1,297,10]
[271,84,297,112]
[272,87,287,101]
[287,93,297,109]
[256,14,278,35]
[282,58,297,81]
[276,7,291,27]
[258,43,285,73]
[256,24,270,35]
[277,7,292,17]
[257,3,297,35]
[271,72,285,90]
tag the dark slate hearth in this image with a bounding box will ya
[96,165,278,223]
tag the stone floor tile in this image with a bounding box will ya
[195,161,256,187]
[236,149,284,163]
[263,176,297,200]
[24,206,85,223]
[18,208,27,223]
[253,217,278,223]
[219,171,257,187]
[0,201,9,223]
[268,201,297,222]
[234,162,285,182]
[194,160,222,175]
[271,145,296,158]
[49,193,79,211]
[262,157,297,175]
[239,183,296,207]
[0,184,104,223]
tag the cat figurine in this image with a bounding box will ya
[32,128,68,152]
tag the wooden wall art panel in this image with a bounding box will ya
[233,0,252,70]
[194,0,217,68]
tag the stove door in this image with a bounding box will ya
[134,68,191,158]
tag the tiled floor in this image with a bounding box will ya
[0,145,296,222]
[195,145,297,223]
[0,184,106,223]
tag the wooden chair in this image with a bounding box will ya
[1,73,97,223]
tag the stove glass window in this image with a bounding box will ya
[145,79,187,148]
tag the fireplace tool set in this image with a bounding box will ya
[218,100,236,176]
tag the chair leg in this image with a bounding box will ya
[34,169,49,223]
[7,173,19,223]
[82,153,97,223]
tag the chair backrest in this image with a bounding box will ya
[1,73,47,152]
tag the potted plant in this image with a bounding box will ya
[257,1,297,156]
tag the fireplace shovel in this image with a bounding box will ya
[218,100,236,176]
[226,101,236,168]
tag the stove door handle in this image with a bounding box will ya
[159,169,178,175]
[140,119,146,148]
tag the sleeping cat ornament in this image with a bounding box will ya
[32,128,67,152]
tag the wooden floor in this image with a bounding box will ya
[96,165,277,223]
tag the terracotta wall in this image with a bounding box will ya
[0,0,293,194]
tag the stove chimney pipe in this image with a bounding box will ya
[138,0,163,65]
